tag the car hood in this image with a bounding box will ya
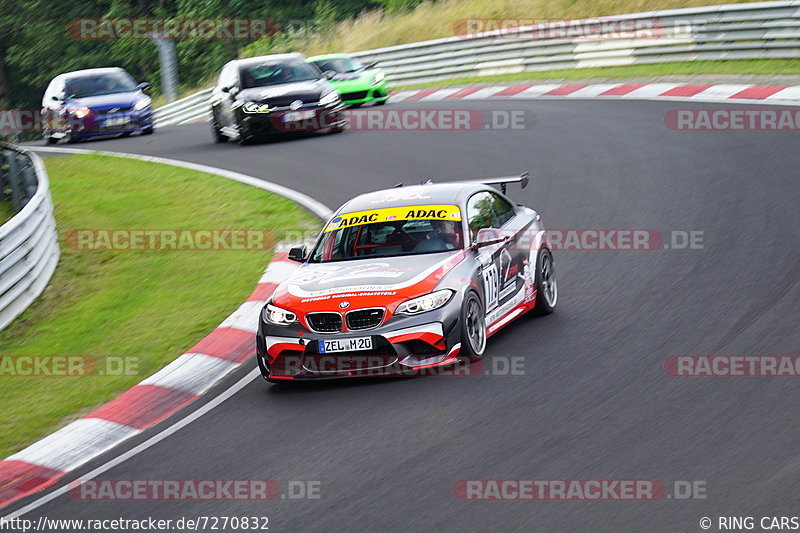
[329,71,377,91]
[68,91,142,109]
[237,80,329,105]
[271,251,466,313]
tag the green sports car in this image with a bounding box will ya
[307,54,389,107]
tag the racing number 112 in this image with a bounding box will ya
[483,263,499,311]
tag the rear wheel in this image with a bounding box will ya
[533,248,557,315]
[460,292,486,361]
[142,125,154,135]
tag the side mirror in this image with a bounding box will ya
[288,245,307,262]
[323,70,337,80]
[472,228,508,250]
[137,82,150,92]
[220,86,231,93]
[51,95,60,101]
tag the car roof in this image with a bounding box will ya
[233,54,306,68]
[336,182,494,214]
[59,67,127,80]
[306,54,352,62]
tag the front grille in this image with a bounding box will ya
[97,106,132,115]
[346,308,385,330]
[306,312,342,333]
[260,97,314,108]
[341,91,368,101]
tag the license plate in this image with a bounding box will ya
[283,110,315,122]
[318,337,372,353]
[104,116,128,127]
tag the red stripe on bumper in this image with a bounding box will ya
[85,385,198,430]
[730,85,788,100]
[444,88,484,99]
[0,460,64,507]
[401,89,439,102]
[187,327,255,363]
[659,84,713,97]
[491,86,532,97]
[545,85,588,96]
[599,84,646,96]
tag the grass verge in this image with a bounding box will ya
[0,153,316,458]
[394,59,800,89]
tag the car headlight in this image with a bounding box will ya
[133,98,151,111]
[319,91,340,106]
[263,303,297,326]
[242,102,272,114]
[396,289,454,315]
[372,71,385,85]
[71,107,92,119]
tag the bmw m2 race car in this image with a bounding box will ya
[256,174,557,381]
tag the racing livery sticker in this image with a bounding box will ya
[324,205,462,232]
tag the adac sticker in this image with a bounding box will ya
[324,205,462,232]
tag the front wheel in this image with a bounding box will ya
[533,248,557,315]
[142,125,154,135]
[460,292,486,361]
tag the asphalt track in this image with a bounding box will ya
[9,99,800,532]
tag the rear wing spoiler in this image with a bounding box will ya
[475,172,529,194]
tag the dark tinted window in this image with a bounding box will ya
[239,60,320,88]
[310,57,362,73]
[65,72,137,98]
[490,192,515,226]
[466,192,495,241]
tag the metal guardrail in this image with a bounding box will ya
[0,144,60,330]
[153,0,800,126]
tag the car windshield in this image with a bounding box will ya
[65,72,138,98]
[239,61,321,88]
[310,57,363,74]
[309,206,464,263]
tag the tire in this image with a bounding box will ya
[374,98,387,106]
[237,133,256,145]
[44,134,57,145]
[533,248,557,315]
[211,118,226,143]
[460,291,487,361]
[142,125,154,135]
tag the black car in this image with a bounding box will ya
[210,53,346,144]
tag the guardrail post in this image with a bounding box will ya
[6,152,23,212]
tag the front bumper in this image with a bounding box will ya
[256,300,463,381]
[238,104,345,137]
[68,108,153,139]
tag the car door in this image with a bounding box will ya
[42,77,64,133]
[466,190,525,325]
[211,64,238,129]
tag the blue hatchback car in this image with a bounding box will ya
[41,67,154,143]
